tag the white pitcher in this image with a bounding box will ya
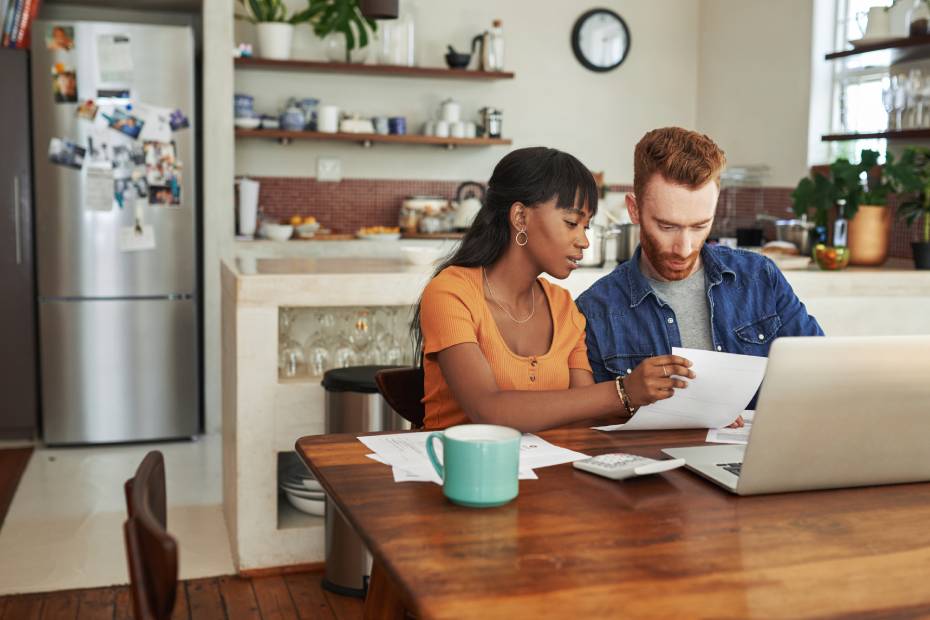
[237,177,260,238]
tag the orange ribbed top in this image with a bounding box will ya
[419,266,591,429]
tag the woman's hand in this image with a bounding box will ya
[623,355,694,408]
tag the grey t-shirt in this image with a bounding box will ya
[646,267,714,351]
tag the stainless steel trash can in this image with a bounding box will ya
[321,365,409,598]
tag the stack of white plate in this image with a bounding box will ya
[280,466,325,516]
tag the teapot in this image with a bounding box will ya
[452,181,485,231]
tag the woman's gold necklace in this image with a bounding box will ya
[483,267,536,324]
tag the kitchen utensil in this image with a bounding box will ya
[234,93,254,117]
[756,214,815,255]
[236,177,260,238]
[451,121,466,138]
[578,225,616,267]
[445,45,471,69]
[388,116,406,134]
[280,105,306,131]
[452,181,485,230]
[479,107,502,137]
[261,223,293,241]
[400,196,447,233]
[373,116,389,135]
[340,116,375,133]
[318,105,340,133]
[434,120,450,138]
[464,121,477,138]
[440,98,461,123]
[234,117,261,129]
[297,97,319,129]
[612,223,639,263]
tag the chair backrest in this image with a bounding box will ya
[123,451,178,620]
[375,366,425,428]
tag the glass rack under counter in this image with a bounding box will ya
[278,305,416,382]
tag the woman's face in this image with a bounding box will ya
[518,196,592,279]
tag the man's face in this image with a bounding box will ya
[627,174,718,281]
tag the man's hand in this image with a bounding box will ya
[624,355,694,408]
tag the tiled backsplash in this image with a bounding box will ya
[247,177,917,259]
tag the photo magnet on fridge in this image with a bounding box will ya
[46,25,75,51]
[169,108,190,131]
[76,99,99,120]
[48,138,86,169]
[51,64,78,103]
[144,141,181,206]
[102,107,145,139]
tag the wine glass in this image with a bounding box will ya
[882,76,896,130]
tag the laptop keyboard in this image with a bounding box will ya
[718,462,742,476]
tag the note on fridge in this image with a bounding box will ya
[84,164,114,211]
[137,104,173,143]
[119,224,155,252]
[593,348,767,432]
[97,34,134,84]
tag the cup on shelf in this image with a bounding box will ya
[464,121,477,138]
[373,116,390,135]
[434,120,450,138]
[318,105,340,133]
[388,116,407,135]
[423,120,436,136]
[451,121,466,138]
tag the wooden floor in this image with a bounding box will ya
[0,447,33,529]
[0,571,364,620]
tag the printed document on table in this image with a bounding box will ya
[594,348,766,432]
[358,432,586,484]
[705,410,755,444]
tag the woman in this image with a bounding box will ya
[414,147,694,432]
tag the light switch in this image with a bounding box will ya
[317,157,342,182]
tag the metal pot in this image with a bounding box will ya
[579,225,613,267]
[774,219,814,256]
[612,224,640,263]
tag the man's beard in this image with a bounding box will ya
[639,226,701,281]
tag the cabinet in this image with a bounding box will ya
[0,50,38,440]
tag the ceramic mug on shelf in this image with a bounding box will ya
[434,120,450,138]
[318,105,340,133]
[426,424,521,508]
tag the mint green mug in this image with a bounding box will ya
[426,424,521,508]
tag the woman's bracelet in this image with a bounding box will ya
[614,375,633,416]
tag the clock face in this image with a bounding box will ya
[572,9,631,73]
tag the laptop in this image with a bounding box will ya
[662,336,930,495]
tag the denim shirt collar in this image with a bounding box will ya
[625,245,738,308]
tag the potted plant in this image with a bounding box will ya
[791,149,895,268]
[236,0,319,61]
[305,0,378,63]
[887,146,930,270]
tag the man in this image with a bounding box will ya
[576,127,823,412]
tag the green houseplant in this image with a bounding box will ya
[887,146,930,269]
[305,0,378,63]
[792,149,897,267]
[236,0,320,60]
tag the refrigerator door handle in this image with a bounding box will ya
[12,174,22,265]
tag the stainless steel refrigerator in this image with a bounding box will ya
[31,20,199,444]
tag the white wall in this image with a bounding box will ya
[696,0,813,187]
[233,0,700,184]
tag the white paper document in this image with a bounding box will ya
[84,164,114,211]
[594,348,767,432]
[359,432,586,485]
[705,410,755,444]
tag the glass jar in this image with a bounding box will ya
[908,0,930,36]
[323,32,369,63]
[376,0,415,66]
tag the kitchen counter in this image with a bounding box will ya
[220,255,930,572]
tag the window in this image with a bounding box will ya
[829,0,894,161]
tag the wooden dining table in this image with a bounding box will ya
[295,422,930,619]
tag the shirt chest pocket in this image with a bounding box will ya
[734,313,782,346]
[603,352,654,377]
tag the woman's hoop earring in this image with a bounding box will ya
[515,228,528,246]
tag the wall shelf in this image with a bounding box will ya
[821,129,930,141]
[235,56,515,80]
[825,35,930,66]
[235,128,511,148]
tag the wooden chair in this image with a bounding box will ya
[375,366,425,429]
[123,451,178,620]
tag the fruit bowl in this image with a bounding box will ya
[813,244,850,270]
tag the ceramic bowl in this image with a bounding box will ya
[234,116,261,129]
[279,483,325,500]
[445,51,471,69]
[296,222,321,237]
[261,223,293,241]
[285,491,325,516]
[400,246,442,265]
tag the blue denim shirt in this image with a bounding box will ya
[575,245,824,383]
